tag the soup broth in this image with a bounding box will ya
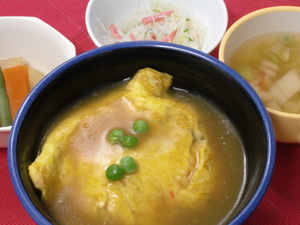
[166,89,246,224]
[29,68,246,225]
[228,32,300,114]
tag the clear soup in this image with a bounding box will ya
[229,32,300,114]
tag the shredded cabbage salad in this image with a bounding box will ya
[102,0,207,51]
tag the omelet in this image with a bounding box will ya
[28,68,213,225]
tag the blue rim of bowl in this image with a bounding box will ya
[8,41,276,225]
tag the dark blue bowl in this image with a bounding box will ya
[8,41,276,225]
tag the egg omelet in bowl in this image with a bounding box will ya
[28,68,244,225]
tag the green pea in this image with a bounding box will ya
[121,135,138,148]
[108,128,125,143]
[133,119,148,134]
[120,156,138,174]
[106,164,124,181]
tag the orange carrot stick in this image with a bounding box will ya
[2,65,30,120]
[141,10,174,25]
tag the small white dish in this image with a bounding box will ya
[0,16,76,148]
[85,0,228,53]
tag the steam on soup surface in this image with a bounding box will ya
[228,32,300,114]
[28,68,246,225]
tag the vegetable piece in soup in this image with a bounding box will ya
[28,68,246,225]
[228,32,300,114]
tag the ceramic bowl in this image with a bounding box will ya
[85,0,228,53]
[8,42,275,224]
[219,6,300,143]
[0,16,76,148]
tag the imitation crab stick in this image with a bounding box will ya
[109,24,122,39]
[141,10,174,25]
[0,68,12,126]
[160,29,177,42]
[129,33,137,41]
[2,65,30,120]
[150,33,157,40]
